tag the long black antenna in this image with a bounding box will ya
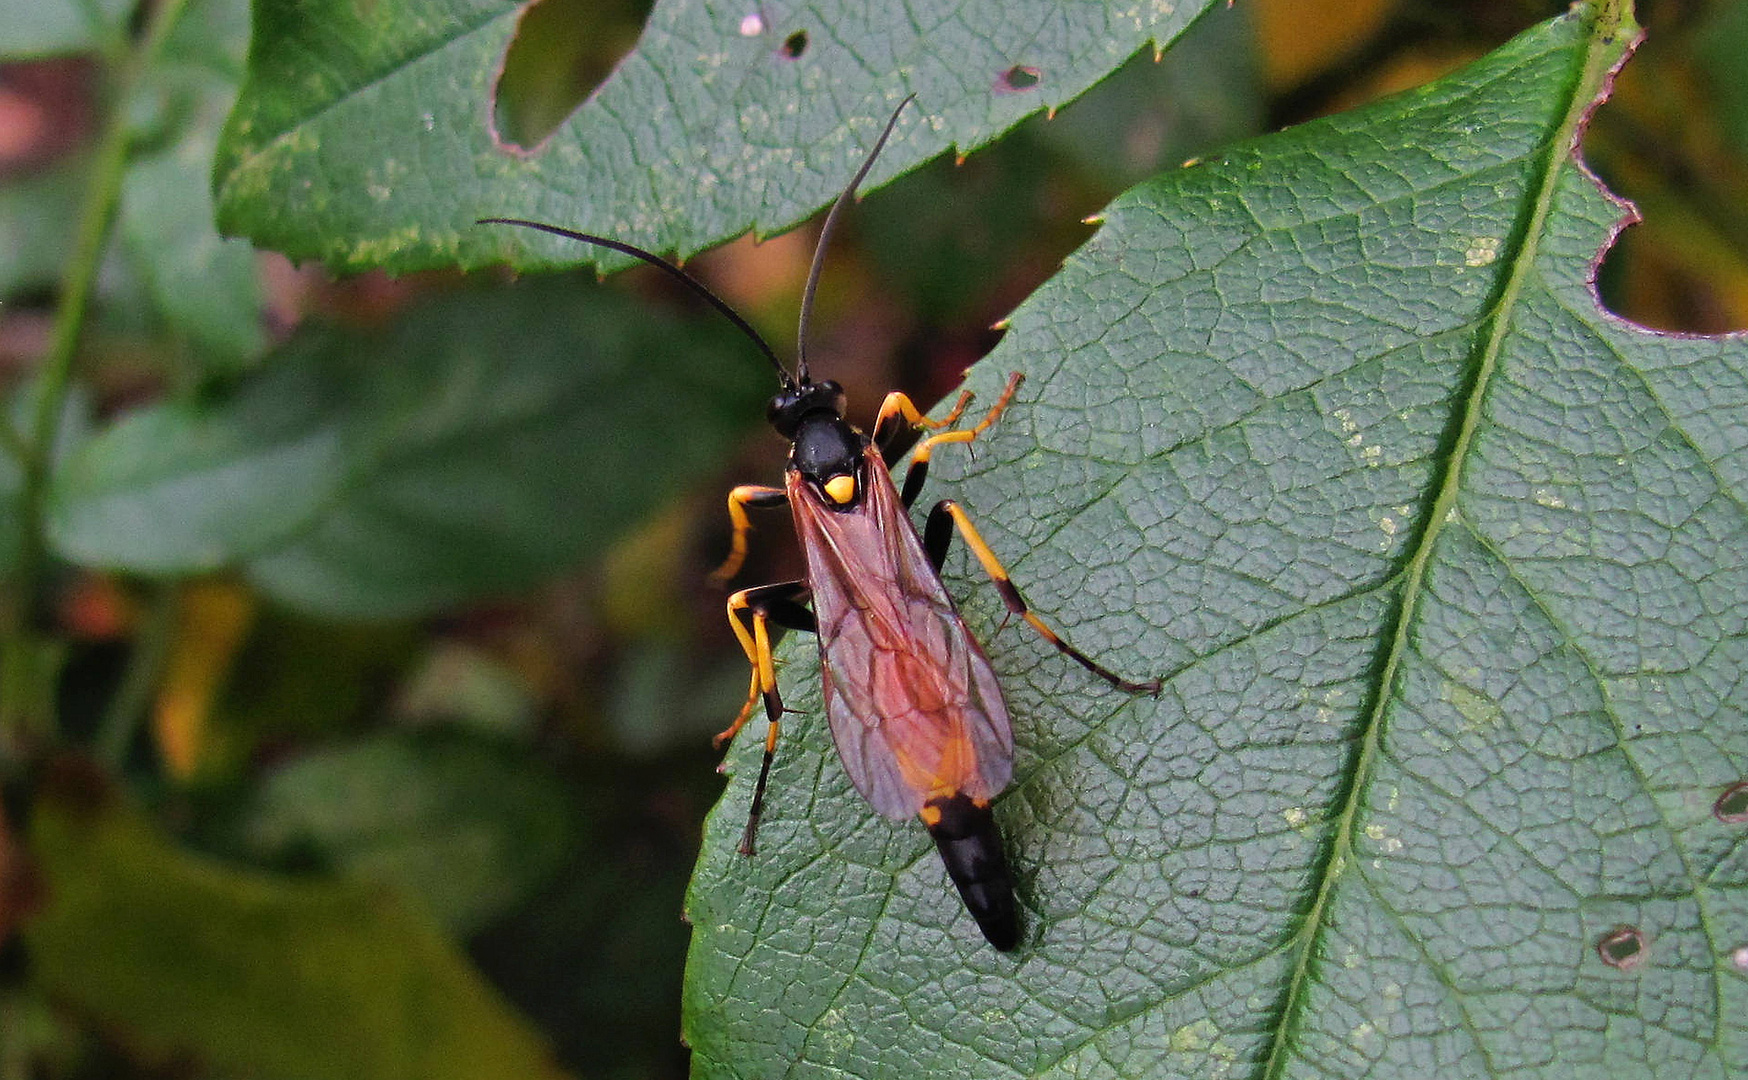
[478,217,791,386]
[794,94,915,382]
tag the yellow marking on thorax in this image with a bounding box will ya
[824,474,857,504]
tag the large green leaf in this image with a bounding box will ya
[45,277,769,617]
[213,0,1222,273]
[684,5,1748,1077]
[25,784,568,1080]
[853,9,1264,334]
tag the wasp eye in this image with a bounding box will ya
[815,379,847,415]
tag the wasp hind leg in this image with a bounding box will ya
[723,581,815,855]
[923,500,1162,696]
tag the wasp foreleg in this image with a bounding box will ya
[895,372,1023,507]
[709,485,789,584]
[872,385,974,455]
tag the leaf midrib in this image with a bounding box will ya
[1255,4,1630,1078]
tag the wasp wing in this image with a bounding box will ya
[789,448,1013,821]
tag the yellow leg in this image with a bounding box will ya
[724,588,782,722]
[721,582,813,854]
[873,371,1023,451]
[930,499,1162,696]
[912,372,1022,459]
[874,386,971,442]
[715,670,760,749]
[898,372,1024,507]
[723,590,779,855]
[709,484,787,584]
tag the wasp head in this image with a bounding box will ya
[767,379,846,438]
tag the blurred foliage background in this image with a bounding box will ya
[0,0,1742,1077]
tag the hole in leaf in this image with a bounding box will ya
[1586,13,1748,334]
[1735,945,1748,972]
[1597,925,1647,970]
[995,65,1041,93]
[779,30,808,59]
[493,0,654,152]
[738,11,765,36]
[1715,780,1748,823]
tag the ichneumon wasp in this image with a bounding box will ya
[484,97,1160,951]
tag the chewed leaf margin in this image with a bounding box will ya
[213,0,1225,273]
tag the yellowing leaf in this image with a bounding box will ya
[154,579,255,779]
[26,787,569,1080]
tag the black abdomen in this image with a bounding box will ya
[923,792,1019,951]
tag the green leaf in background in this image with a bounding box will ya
[0,157,87,298]
[25,780,569,1080]
[0,0,133,60]
[237,729,574,936]
[46,275,770,617]
[1,0,262,374]
[213,0,1223,273]
[117,0,265,370]
[120,137,266,363]
[44,338,351,576]
[0,383,91,577]
[684,5,1748,1077]
[1695,0,1748,159]
[470,746,720,1080]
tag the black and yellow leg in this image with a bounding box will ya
[709,484,788,584]
[872,385,974,454]
[721,580,815,855]
[924,499,1162,696]
[719,580,814,746]
[739,710,782,856]
[897,372,1024,507]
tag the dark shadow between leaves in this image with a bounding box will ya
[492,0,656,153]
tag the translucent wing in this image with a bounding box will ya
[789,448,1013,821]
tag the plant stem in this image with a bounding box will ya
[2,0,192,746]
[21,0,191,574]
